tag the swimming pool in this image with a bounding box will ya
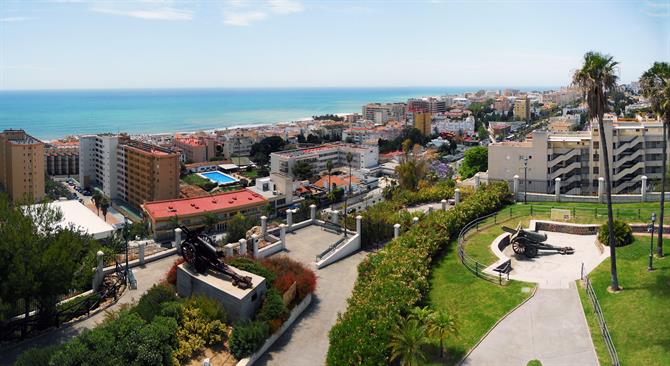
[199,171,239,185]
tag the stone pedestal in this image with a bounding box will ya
[394,223,400,239]
[474,173,481,189]
[310,204,317,222]
[138,243,145,265]
[260,216,267,238]
[598,177,605,203]
[176,263,267,322]
[239,239,247,255]
[441,199,447,211]
[641,175,648,202]
[513,175,520,200]
[356,215,362,234]
[174,228,182,253]
[555,178,561,202]
[455,189,461,205]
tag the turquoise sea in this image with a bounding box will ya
[0,87,554,140]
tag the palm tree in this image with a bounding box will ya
[573,51,621,290]
[640,62,670,257]
[326,159,334,194]
[203,212,218,233]
[344,152,353,237]
[389,317,428,366]
[100,197,110,222]
[428,310,456,359]
[92,190,102,215]
[409,306,432,324]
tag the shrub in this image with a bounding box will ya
[134,283,177,322]
[173,300,228,361]
[185,295,227,323]
[256,289,288,329]
[165,257,186,285]
[261,256,316,301]
[598,220,634,247]
[229,320,270,359]
[226,257,277,286]
[14,345,59,366]
[327,182,512,366]
[160,301,184,322]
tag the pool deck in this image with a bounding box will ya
[198,171,239,185]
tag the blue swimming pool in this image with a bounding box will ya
[199,171,239,185]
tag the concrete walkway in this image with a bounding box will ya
[255,225,367,366]
[1,255,177,365]
[462,283,598,366]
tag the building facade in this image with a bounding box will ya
[514,96,530,122]
[79,134,123,199]
[362,103,406,124]
[488,115,666,195]
[413,112,433,136]
[0,130,45,201]
[270,142,379,178]
[121,141,180,209]
[45,143,79,177]
[175,137,216,163]
[142,188,267,241]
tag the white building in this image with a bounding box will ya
[223,135,255,158]
[270,143,379,179]
[433,115,476,135]
[26,200,115,240]
[79,134,121,199]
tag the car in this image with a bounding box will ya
[82,190,92,196]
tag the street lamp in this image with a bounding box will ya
[520,156,529,204]
[123,216,130,280]
[648,212,656,272]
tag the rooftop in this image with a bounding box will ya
[26,200,115,240]
[143,188,267,220]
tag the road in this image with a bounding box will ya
[1,255,177,365]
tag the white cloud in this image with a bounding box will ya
[91,6,193,20]
[223,11,268,26]
[222,0,303,26]
[0,16,35,22]
[643,0,670,17]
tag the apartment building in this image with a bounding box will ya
[174,137,216,163]
[0,130,45,201]
[45,141,79,177]
[488,115,666,195]
[79,134,124,199]
[222,135,255,158]
[342,125,401,145]
[270,142,379,179]
[362,103,406,124]
[121,141,180,209]
[514,96,530,122]
[433,115,475,135]
[414,112,433,136]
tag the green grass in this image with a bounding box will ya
[182,174,211,186]
[526,360,542,366]
[520,202,670,224]
[578,237,670,366]
[426,244,535,365]
[239,169,259,179]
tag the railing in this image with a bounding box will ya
[584,276,620,366]
[316,236,348,261]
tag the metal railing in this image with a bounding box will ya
[584,276,620,366]
[315,236,348,261]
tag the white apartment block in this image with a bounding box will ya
[433,115,475,135]
[362,103,406,124]
[79,134,121,199]
[488,115,666,195]
[223,135,255,158]
[270,143,379,178]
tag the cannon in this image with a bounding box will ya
[179,226,253,289]
[502,224,575,258]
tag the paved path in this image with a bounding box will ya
[462,283,598,366]
[256,225,367,366]
[1,255,177,365]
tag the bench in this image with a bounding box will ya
[493,259,512,274]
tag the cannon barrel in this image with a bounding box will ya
[518,229,547,243]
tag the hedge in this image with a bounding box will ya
[598,220,634,247]
[326,182,512,365]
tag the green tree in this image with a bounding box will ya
[203,212,218,233]
[573,51,621,290]
[227,212,252,243]
[477,124,489,141]
[388,317,428,366]
[249,136,286,165]
[459,146,488,179]
[292,160,313,181]
[100,196,110,222]
[640,62,670,257]
[326,159,334,193]
[428,310,456,359]
[92,190,102,215]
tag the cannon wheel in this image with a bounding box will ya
[182,242,197,264]
[512,241,525,254]
[525,245,539,258]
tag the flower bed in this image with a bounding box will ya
[327,182,512,366]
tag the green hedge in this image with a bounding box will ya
[229,320,270,359]
[598,219,634,247]
[327,182,512,365]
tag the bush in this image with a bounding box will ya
[226,257,277,286]
[134,283,177,322]
[173,300,228,362]
[256,289,288,329]
[261,256,317,302]
[164,257,186,285]
[160,301,184,322]
[14,345,59,366]
[185,295,227,324]
[327,182,512,366]
[598,220,634,247]
[229,320,270,359]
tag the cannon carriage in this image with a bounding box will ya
[502,224,575,258]
[179,226,253,289]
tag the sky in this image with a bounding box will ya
[0,0,668,90]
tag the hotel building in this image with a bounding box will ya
[488,115,666,195]
[0,129,45,201]
[175,137,216,163]
[270,142,379,179]
[45,141,79,177]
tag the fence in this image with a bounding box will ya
[490,204,669,225]
[584,276,620,366]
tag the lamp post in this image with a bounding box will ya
[520,156,529,204]
[648,212,656,272]
[124,216,130,281]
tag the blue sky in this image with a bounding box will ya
[0,0,668,90]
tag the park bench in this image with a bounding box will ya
[493,259,512,274]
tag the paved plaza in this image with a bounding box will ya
[256,225,367,366]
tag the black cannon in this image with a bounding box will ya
[502,224,575,258]
[179,226,253,289]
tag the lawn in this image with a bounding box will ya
[524,201,670,224]
[461,213,534,266]
[426,244,536,365]
[577,237,670,366]
[239,169,259,179]
[182,173,212,187]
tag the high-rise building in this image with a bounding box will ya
[362,103,406,124]
[45,141,79,177]
[514,96,530,122]
[174,137,216,163]
[0,130,45,201]
[413,112,433,136]
[121,141,180,209]
[79,134,124,199]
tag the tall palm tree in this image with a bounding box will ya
[573,51,621,290]
[428,310,457,359]
[92,190,102,215]
[640,62,670,257]
[344,152,353,237]
[326,159,334,193]
[100,197,110,222]
[389,317,428,366]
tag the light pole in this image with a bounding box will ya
[649,212,656,272]
[124,216,130,281]
[520,156,529,204]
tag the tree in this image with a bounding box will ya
[477,124,489,141]
[100,197,110,222]
[203,213,218,233]
[92,190,102,215]
[428,310,456,358]
[227,213,252,243]
[249,136,286,165]
[326,160,334,193]
[388,317,428,366]
[396,142,428,191]
[306,134,322,144]
[640,62,670,257]
[459,146,488,179]
[573,51,621,290]
[292,160,313,180]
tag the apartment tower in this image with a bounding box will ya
[0,129,45,201]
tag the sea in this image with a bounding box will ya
[0,87,556,140]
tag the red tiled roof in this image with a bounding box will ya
[176,138,205,147]
[143,189,267,220]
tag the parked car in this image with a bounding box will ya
[82,190,92,196]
